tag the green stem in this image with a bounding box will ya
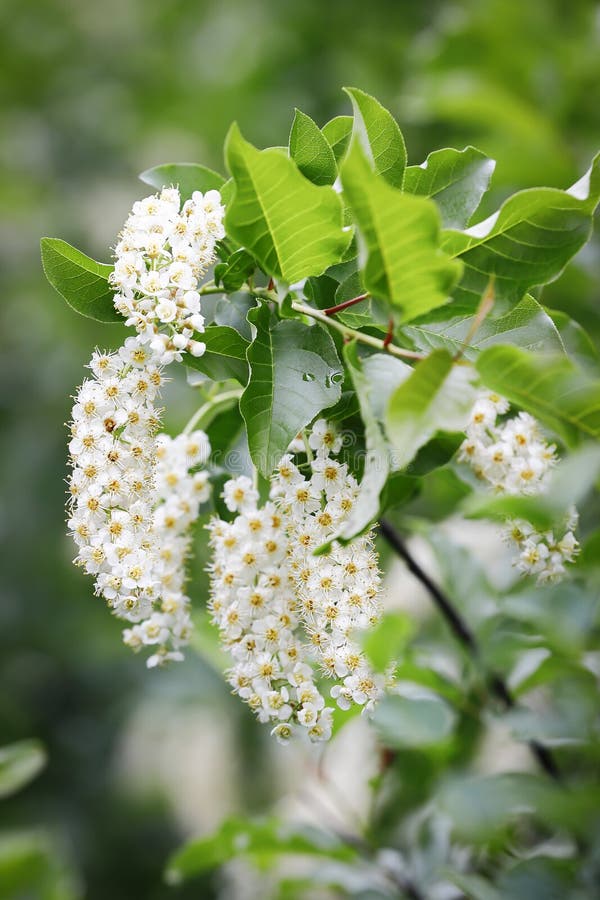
[182,389,243,435]
[290,300,423,360]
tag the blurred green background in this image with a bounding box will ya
[1,0,599,896]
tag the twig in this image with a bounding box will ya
[379,519,561,781]
[323,293,369,316]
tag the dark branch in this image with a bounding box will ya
[379,519,561,782]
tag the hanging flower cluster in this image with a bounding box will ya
[207,420,386,744]
[67,338,212,667]
[109,186,225,365]
[459,391,579,582]
[66,185,226,664]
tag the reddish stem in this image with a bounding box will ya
[382,317,394,349]
[267,277,275,291]
[323,293,369,316]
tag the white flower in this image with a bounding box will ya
[460,391,579,583]
[67,342,212,667]
[207,418,384,743]
[109,186,225,364]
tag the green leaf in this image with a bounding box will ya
[224,124,350,284]
[344,87,406,188]
[289,109,337,186]
[372,693,456,748]
[0,740,46,799]
[241,304,342,476]
[321,115,353,163]
[439,773,600,843]
[40,238,120,324]
[139,162,225,200]
[321,344,394,547]
[442,153,600,306]
[403,146,495,229]
[166,817,356,884]
[184,325,249,385]
[546,307,599,369]
[401,294,564,359]
[475,345,600,445]
[214,247,256,292]
[362,612,414,672]
[385,350,477,469]
[0,831,79,900]
[341,141,463,321]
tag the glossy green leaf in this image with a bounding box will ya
[214,247,255,292]
[372,693,456,747]
[443,153,600,306]
[0,740,46,799]
[184,325,249,385]
[241,304,342,476]
[40,238,120,323]
[403,146,495,229]
[476,345,600,445]
[341,141,463,321]
[401,294,564,359]
[289,109,337,186]
[321,115,353,163]
[224,124,349,284]
[139,162,225,200]
[344,86,406,187]
[386,350,478,469]
[166,817,356,883]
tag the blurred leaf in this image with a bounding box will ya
[402,294,564,359]
[321,115,353,164]
[138,162,225,200]
[443,153,600,306]
[362,612,414,672]
[166,817,356,883]
[439,773,600,843]
[344,87,406,188]
[406,432,463,475]
[289,109,337,185]
[224,124,349,284]
[341,141,463,321]
[476,346,600,444]
[40,238,120,324]
[184,324,249,384]
[0,831,79,900]
[241,304,342,476]
[386,350,478,469]
[372,694,456,748]
[403,146,495,229]
[503,581,598,653]
[0,740,46,799]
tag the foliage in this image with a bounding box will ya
[39,79,600,900]
[5,1,600,897]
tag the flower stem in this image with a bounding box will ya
[183,389,242,435]
[289,300,424,360]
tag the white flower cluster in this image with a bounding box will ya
[67,339,211,667]
[110,187,225,365]
[459,391,579,582]
[207,420,385,744]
